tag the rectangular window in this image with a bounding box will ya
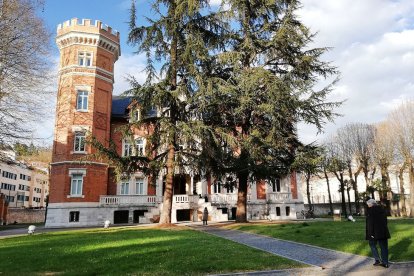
[17,195,25,201]
[271,179,281,192]
[130,109,140,122]
[69,211,80,222]
[78,52,92,67]
[76,91,89,111]
[6,196,14,203]
[276,207,281,216]
[74,132,86,152]
[120,182,129,195]
[135,178,144,195]
[286,206,290,216]
[123,140,133,157]
[25,196,29,201]
[70,174,83,196]
[213,182,221,194]
[135,138,144,156]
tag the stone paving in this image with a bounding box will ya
[190,224,414,276]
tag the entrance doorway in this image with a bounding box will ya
[176,209,191,221]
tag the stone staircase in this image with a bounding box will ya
[139,205,161,224]
[137,197,232,224]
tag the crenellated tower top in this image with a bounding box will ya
[56,18,121,61]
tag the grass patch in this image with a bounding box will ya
[0,226,303,275]
[228,218,414,262]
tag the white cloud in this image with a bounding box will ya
[113,53,147,94]
[297,0,414,144]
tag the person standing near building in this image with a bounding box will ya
[202,207,209,226]
[366,199,390,268]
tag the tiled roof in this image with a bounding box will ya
[111,96,132,118]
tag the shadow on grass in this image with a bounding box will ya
[0,228,300,275]
[390,238,412,261]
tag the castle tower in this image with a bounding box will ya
[46,19,120,227]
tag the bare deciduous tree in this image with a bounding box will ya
[373,121,394,214]
[0,0,52,152]
[388,100,414,217]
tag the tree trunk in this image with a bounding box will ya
[409,159,414,218]
[399,162,407,217]
[324,168,333,215]
[236,170,248,223]
[353,166,362,214]
[306,172,312,211]
[159,144,175,225]
[334,171,347,217]
[159,2,178,225]
[346,186,352,215]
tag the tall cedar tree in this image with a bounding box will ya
[202,0,340,222]
[126,0,226,224]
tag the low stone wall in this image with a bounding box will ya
[7,208,46,224]
[305,203,366,216]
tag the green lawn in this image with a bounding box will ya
[228,218,414,262]
[0,226,303,275]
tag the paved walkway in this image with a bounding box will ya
[190,224,414,276]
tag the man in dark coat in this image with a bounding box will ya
[366,199,390,268]
[202,207,209,226]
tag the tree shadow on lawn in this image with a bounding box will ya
[389,238,412,262]
[0,228,295,275]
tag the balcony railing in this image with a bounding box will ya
[173,194,199,204]
[267,192,291,202]
[100,195,162,206]
[210,193,251,205]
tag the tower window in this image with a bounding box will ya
[70,174,84,196]
[76,91,88,111]
[74,132,86,153]
[78,52,92,67]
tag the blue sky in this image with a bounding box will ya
[36,0,414,145]
[43,0,148,56]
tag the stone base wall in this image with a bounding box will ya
[304,203,366,216]
[7,208,46,224]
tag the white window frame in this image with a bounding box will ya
[122,139,133,157]
[68,169,86,198]
[135,138,145,156]
[120,181,129,195]
[135,178,145,195]
[76,91,89,111]
[130,109,140,122]
[74,132,86,153]
[78,51,92,67]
